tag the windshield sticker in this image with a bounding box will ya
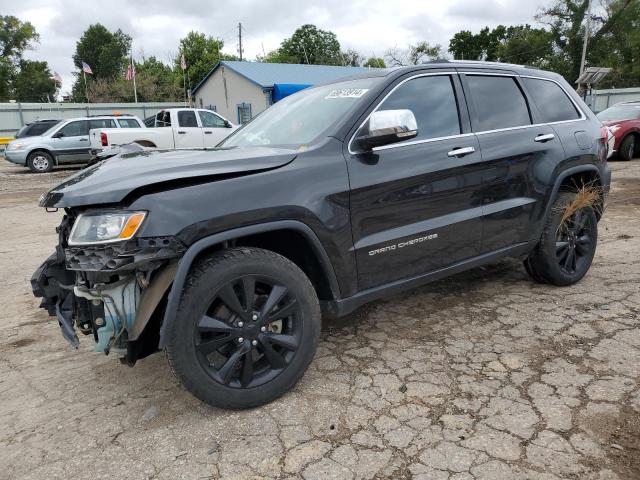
[325,88,369,99]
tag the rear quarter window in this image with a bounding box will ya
[466,75,531,131]
[522,77,581,123]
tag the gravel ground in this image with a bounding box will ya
[0,158,639,480]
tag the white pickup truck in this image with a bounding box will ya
[90,108,238,155]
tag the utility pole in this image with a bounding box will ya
[579,0,593,75]
[238,22,243,61]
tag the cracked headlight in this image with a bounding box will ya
[68,211,147,245]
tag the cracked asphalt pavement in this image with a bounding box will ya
[0,159,639,480]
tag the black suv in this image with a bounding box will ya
[32,62,611,409]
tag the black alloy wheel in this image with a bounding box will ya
[165,247,320,409]
[555,208,595,276]
[194,274,302,388]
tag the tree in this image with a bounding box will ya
[88,56,181,102]
[13,60,56,102]
[71,24,131,101]
[385,41,444,67]
[536,0,636,85]
[363,57,386,68]
[0,15,39,101]
[264,24,342,65]
[174,31,236,92]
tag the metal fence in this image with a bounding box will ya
[0,102,186,135]
[585,87,640,113]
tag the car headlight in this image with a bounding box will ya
[68,211,147,245]
[608,124,621,134]
[7,142,23,151]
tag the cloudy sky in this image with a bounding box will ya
[3,0,555,96]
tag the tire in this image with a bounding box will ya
[165,247,321,409]
[524,192,598,286]
[619,135,636,161]
[27,151,54,173]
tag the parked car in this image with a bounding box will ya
[4,115,144,173]
[89,108,237,156]
[32,61,610,409]
[597,102,640,160]
[15,119,61,139]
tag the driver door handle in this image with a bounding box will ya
[204,131,212,134]
[447,146,475,157]
[534,133,555,143]
[177,130,186,134]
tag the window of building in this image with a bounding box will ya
[237,103,252,124]
[199,110,227,128]
[376,75,461,142]
[522,77,581,123]
[466,75,531,131]
[178,110,198,127]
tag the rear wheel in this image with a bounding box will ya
[524,192,598,286]
[619,135,636,161]
[27,151,53,173]
[165,247,321,409]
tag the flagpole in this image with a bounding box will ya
[83,70,89,103]
[131,51,138,103]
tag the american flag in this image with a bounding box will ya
[125,61,136,81]
[180,54,187,71]
[50,71,62,84]
[82,61,93,75]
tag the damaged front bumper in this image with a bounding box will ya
[31,217,185,362]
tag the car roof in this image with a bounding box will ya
[59,115,138,123]
[322,60,558,85]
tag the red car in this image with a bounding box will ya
[597,102,640,160]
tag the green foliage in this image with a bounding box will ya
[174,31,236,91]
[536,0,638,86]
[71,24,131,101]
[363,57,386,68]
[264,24,343,65]
[0,15,39,101]
[88,56,181,102]
[449,25,553,66]
[14,60,56,102]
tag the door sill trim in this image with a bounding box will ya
[322,241,536,318]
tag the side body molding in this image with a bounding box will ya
[158,220,341,348]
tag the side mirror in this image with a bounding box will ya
[52,131,63,138]
[355,109,418,151]
[224,120,232,128]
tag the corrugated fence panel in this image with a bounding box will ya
[0,102,186,135]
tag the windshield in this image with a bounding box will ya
[597,105,640,121]
[221,77,382,149]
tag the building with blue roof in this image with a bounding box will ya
[191,61,380,124]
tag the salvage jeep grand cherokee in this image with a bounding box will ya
[32,62,611,409]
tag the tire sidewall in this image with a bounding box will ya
[27,151,53,173]
[539,194,598,286]
[166,250,321,408]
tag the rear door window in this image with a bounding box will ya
[178,110,199,127]
[522,77,581,123]
[117,118,142,128]
[466,75,531,131]
[88,119,116,130]
[59,120,89,137]
[375,74,461,142]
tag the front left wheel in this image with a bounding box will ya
[27,151,54,173]
[165,247,321,409]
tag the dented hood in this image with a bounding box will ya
[40,147,297,208]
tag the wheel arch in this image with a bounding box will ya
[545,165,604,220]
[134,140,157,148]
[27,148,57,165]
[157,220,340,349]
